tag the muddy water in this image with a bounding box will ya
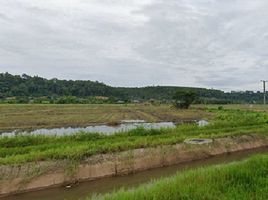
[3,147,268,200]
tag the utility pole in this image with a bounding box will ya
[261,80,267,105]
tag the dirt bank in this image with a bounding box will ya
[1,134,268,197]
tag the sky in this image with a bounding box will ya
[0,0,268,91]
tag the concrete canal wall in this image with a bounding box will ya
[1,134,268,196]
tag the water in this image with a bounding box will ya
[0,120,208,137]
[0,122,175,137]
[3,146,268,200]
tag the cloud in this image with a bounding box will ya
[0,0,268,91]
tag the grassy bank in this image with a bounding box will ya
[0,104,212,131]
[1,108,268,165]
[90,154,268,200]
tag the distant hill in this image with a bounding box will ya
[0,73,263,104]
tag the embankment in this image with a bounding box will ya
[1,134,268,197]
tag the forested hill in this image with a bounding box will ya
[0,73,264,104]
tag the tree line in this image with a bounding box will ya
[0,73,264,104]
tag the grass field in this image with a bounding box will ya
[196,104,268,112]
[1,108,268,165]
[90,154,268,200]
[0,104,213,132]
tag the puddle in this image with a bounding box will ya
[0,122,175,137]
[121,120,146,123]
[0,120,209,137]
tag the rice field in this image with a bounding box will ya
[1,108,268,165]
[1,105,268,199]
[0,104,212,132]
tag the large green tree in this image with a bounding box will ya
[172,90,197,109]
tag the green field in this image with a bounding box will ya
[2,103,268,132]
[198,104,268,112]
[89,154,268,200]
[1,107,268,165]
[0,104,212,132]
[1,104,268,199]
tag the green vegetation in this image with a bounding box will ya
[198,104,268,112]
[173,90,197,109]
[1,108,268,165]
[0,73,264,104]
[90,154,268,200]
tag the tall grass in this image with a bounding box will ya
[1,109,268,165]
[90,154,268,200]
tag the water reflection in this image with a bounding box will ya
[0,120,208,137]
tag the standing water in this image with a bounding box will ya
[0,120,208,137]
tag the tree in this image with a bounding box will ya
[0,73,264,104]
[172,90,197,109]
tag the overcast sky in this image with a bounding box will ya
[0,0,268,91]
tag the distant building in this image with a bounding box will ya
[133,100,140,103]
[245,91,254,94]
[231,91,244,94]
[6,97,16,100]
[95,96,109,100]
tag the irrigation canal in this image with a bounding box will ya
[3,146,268,200]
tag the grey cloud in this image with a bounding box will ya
[0,0,268,91]
[0,12,9,21]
